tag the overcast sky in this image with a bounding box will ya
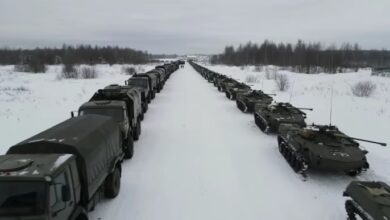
[0,0,389,54]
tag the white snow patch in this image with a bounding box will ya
[52,154,73,170]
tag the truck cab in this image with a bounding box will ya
[0,154,83,220]
[79,100,130,138]
[1,115,124,219]
[125,78,151,103]
[78,100,134,159]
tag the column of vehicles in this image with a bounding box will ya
[0,60,184,220]
[189,61,388,220]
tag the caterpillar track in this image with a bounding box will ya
[278,137,308,177]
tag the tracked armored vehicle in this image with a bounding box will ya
[236,90,275,113]
[254,102,312,133]
[213,74,227,87]
[217,78,239,92]
[344,181,390,220]
[224,82,251,100]
[207,71,220,83]
[277,124,386,176]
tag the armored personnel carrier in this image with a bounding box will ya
[344,181,390,220]
[277,124,386,176]
[207,72,220,83]
[254,102,312,133]
[213,74,228,87]
[217,78,240,92]
[236,90,275,113]
[224,82,251,100]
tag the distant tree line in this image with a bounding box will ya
[211,40,390,73]
[0,45,151,67]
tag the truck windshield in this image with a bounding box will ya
[80,108,124,122]
[128,79,148,88]
[0,181,46,216]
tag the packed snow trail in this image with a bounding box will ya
[90,64,353,220]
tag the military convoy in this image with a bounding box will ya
[0,60,181,219]
[189,60,388,219]
[1,59,388,219]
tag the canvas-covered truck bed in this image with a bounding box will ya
[7,115,124,205]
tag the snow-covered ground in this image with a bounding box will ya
[0,63,389,219]
[0,64,155,149]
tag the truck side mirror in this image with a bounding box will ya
[71,111,78,118]
[61,185,71,202]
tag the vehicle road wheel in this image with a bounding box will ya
[347,169,360,177]
[258,116,268,133]
[104,168,121,198]
[278,142,284,154]
[124,135,134,159]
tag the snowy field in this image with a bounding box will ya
[0,64,156,150]
[0,63,389,219]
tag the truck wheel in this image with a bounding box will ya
[105,168,121,198]
[76,213,88,220]
[133,121,141,141]
[143,103,148,113]
[124,135,134,159]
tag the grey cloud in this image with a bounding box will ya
[0,0,389,54]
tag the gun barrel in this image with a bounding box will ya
[265,93,277,96]
[298,108,314,111]
[335,134,387,146]
[349,137,387,146]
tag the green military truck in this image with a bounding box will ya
[133,73,158,99]
[88,87,143,141]
[77,86,143,159]
[0,115,124,220]
[125,77,152,103]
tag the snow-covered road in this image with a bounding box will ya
[90,64,353,220]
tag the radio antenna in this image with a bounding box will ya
[329,82,334,126]
[289,79,295,103]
